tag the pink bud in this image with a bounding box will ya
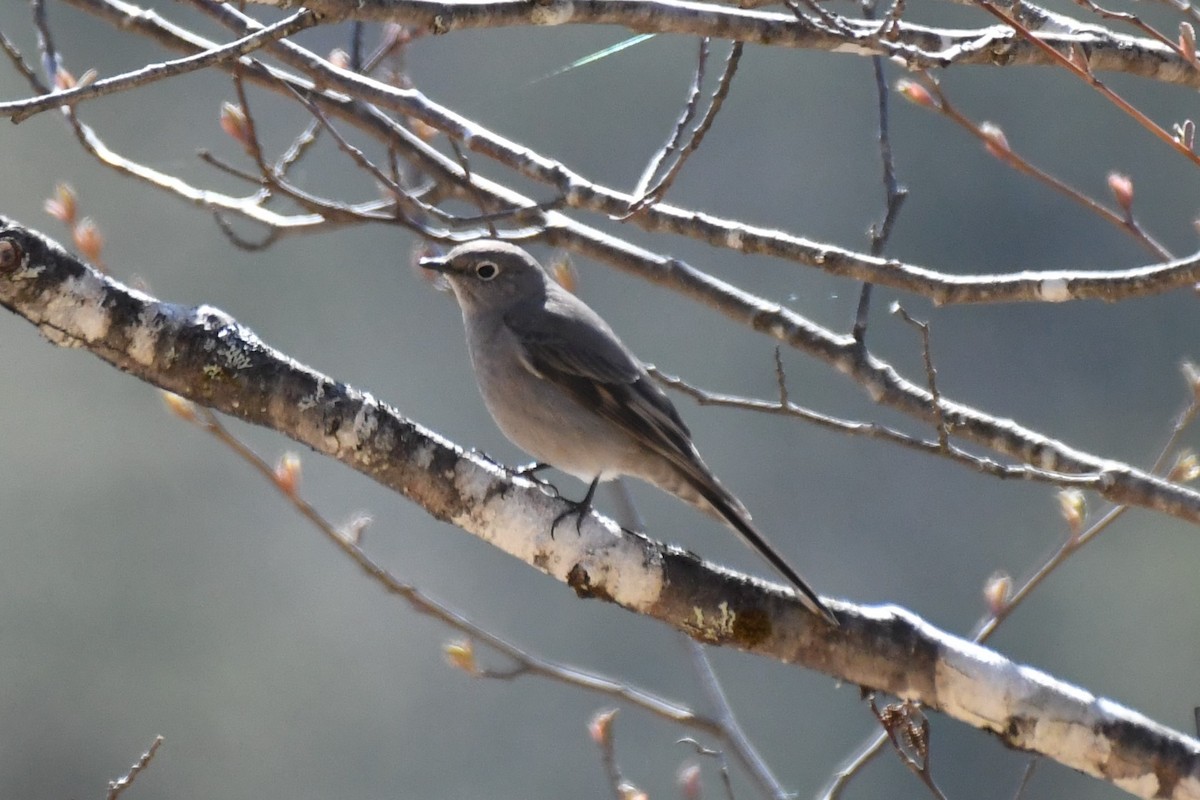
[44,183,77,225]
[219,102,253,152]
[1181,22,1196,64]
[328,48,351,70]
[1182,361,1200,400]
[274,452,302,496]
[73,217,104,264]
[1170,449,1200,483]
[979,122,1010,159]
[677,762,703,800]
[588,709,618,747]
[444,640,479,675]
[548,253,577,293]
[1107,172,1134,214]
[895,79,936,109]
[161,391,197,423]
[983,571,1012,615]
[1057,489,1085,536]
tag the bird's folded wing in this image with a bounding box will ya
[504,302,696,462]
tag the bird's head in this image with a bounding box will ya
[419,239,549,313]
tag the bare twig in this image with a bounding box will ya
[607,480,783,799]
[24,0,1200,305]
[589,709,628,800]
[821,377,1200,799]
[173,405,724,730]
[853,0,909,347]
[1074,0,1200,70]
[784,0,857,35]
[2,8,319,122]
[651,366,1102,487]
[627,41,742,213]
[628,37,710,207]
[891,304,947,450]
[687,639,788,800]
[679,738,738,800]
[1012,758,1039,800]
[975,0,1200,168]
[900,74,1173,260]
[105,736,164,800]
[274,25,411,178]
[972,387,1200,639]
[448,138,499,237]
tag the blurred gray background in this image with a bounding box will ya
[1,1,1199,798]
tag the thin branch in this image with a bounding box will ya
[105,736,164,800]
[974,0,1200,168]
[249,0,1200,89]
[281,81,450,231]
[273,23,411,177]
[687,639,788,800]
[679,738,739,800]
[821,379,1200,799]
[30,0,60,80]
[590,710,628,800]
[180,405,722,726]
[627,39,743,213]
[784,0,857,35]
[0,31,42,87]
[1,8,320,122]
[854,4,909,348]
[902,74,1173,260]
[18,1,1200,528]
[607,480,783,799]
[651,365,1103,487]
[1073,0,1200,71]
[891,304,947,451]
[447,138,499,237]
[973,389,1200,639]
[627,37,710,208]
[39,0,1200,305]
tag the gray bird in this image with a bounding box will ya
[420,240,837,626]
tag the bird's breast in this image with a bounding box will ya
[464,322,643,482]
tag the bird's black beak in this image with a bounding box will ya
[418,254,449,273]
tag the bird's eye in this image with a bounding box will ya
[475,261,498,280]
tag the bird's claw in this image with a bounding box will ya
[548,476,601,539]
[549,502,589,539]
[513,460,550,479]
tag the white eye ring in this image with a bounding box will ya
[475,261,498,280]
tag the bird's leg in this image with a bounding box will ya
[550,476,600,538]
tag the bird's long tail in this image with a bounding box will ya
[690,479,839,627]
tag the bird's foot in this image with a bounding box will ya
[513,460,551,479]
[512,461,560,497]
[549,476,600,538]
[550,501,589,538]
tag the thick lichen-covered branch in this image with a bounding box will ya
[1,215,1199,798]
